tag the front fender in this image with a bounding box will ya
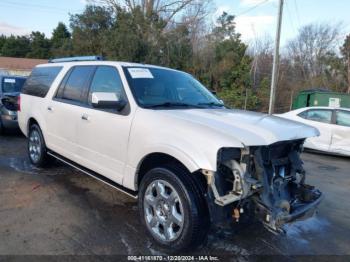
[122,143,215,190]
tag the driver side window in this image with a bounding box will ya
[89,66,126,103]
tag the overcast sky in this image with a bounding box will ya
[0,0,349,47]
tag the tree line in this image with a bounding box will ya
[0,0,349,113]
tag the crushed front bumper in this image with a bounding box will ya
[254,188,323,232]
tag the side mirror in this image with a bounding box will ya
[91,92,126,111]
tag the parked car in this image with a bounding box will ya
[0,75,27,134]
[279,107,350,156]
[17,56,323,251]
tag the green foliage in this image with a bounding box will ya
[70,5,113,56]
[0,6,255,111]
[209,12,253,109]
[0,35,6,54]
[51,22,71,49]
[26,31,51,59]
[50,22,73,57]
[1,35,30,57]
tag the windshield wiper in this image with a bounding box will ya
[197,102,225,107]
[144,102,202,108]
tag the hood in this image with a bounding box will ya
[158,108,319,146]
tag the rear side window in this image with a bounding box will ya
[298,109,332,124]
[56,66,95,104]
[336,111,350,127]
[1,77,26,93]
[22,66,62,97]
[60,66,95,103]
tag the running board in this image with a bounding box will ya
[47,151,138,199]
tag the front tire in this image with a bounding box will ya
[138,164,210,251]
[28,124,51,167]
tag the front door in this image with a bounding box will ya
[75,65,133,184]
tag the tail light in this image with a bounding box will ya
[17,95,21,112]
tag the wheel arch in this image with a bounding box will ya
[27,117,39,133]
[134,152,205,191]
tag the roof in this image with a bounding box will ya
[300,88,330,93]
[0,56,47,71]
[299,88,350,96]
[292,106,350,113]
[38,60,181,73]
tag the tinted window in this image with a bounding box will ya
[89,66,126,102]
[62,66,95,103]
[299,109,332,124]
[22,66,62,97]
[336,111,350,127]
[1,77,26,93]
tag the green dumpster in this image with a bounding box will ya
[292,89,350,110]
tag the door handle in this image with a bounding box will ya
[47,106,53,111]
[81,114,90,121]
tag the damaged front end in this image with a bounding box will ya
[202,140,323,233]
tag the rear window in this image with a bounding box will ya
[22,66,62,98]
[1,77,26,93]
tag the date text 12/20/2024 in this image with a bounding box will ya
[127,256,220,261]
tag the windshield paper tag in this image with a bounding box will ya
[128,68,154,79]
[4,78,16,83]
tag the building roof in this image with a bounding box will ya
[0,56,47,71]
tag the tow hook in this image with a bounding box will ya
[232,207,244,222]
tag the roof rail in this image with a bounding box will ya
[49,56,104,63]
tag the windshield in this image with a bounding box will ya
[1,77,26,93]
[123,66,223,109]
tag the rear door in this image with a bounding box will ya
[330,110,350,155]
[45,66,95,160]
[297,109,333,151]
[75,65,133,184]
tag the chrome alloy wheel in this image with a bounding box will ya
[143,179,184,242]
[29,129,41,163]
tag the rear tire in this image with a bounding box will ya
[138,163,210,252]
[28,124,51,167]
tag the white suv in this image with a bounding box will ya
[18,56,323,251]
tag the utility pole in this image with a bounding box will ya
[268,0,284,114]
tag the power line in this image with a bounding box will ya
[0,0,83,14]
[285,0,298,36]
[293,0,301,29]
[236,0,270,17]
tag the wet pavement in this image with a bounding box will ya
[0,134,350,260]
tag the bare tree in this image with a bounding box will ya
[248,35,273,90]
[341,34,350,93]
[89,0,212,30]
[287,23,341,85]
